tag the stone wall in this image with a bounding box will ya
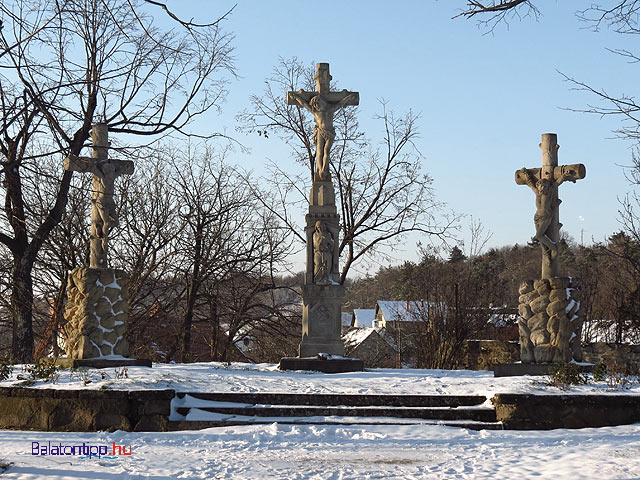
[582,342,640,370]
[64,267,129,359]
[492,393,640,429]
[0,387,171,432]
[464,340,520,370]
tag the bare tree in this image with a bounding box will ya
[237,57,455,283]
[0,0,235,362]
[453,1,539,29]
[162,149,292,362]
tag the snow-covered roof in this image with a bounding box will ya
[341,312,353,327]
[342,327,376,348]
[376,301,445,323]
[353,309,375,328]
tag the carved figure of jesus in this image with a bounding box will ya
[287,63,359,181]
[289,91,356,180]
[313,221,334,284]
[518,168,557,257]
[89,161,118,238]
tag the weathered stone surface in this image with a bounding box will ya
[518,303,533,320]
[519,291,539,305]
[533,279,550,295]
[546,299,567,317]
[534,345,554,362]
[0,387,170,432]
[518,320,534,363]
[548,288,567,303]
[519,280,534,295]
[492,393,640,429]
[527,312,549,332]
[113,337,129,356]
[582,342,640,370]
[64,267,130,360]
[518,276,583,365]
[530,329,550,347]
[530,295,550,314]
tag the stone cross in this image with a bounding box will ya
[287,63,359,181]
[64,123,134,269]
[515,133,586,279]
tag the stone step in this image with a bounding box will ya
[167,419,504,431]
[175,405,497,422]
[177,392,488,408]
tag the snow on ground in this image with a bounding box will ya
[1,362,639,396]
[1,363,639,479]
[1,423,640,479]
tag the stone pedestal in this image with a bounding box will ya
[298,179,347,359]
[300,284,345,357]
[517,277,584,364]
[64,267,131,360]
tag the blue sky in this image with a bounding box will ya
[162,1,638,269]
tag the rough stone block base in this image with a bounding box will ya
[517,277,584,364]
[64,267,130,359]
[494,363,593,377]
[279,356,364,373]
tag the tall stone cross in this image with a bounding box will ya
[515,133,586,279]
[287,63,359,181]
[64,123,134,269]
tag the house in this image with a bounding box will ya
[374,300,446,329]
[342,327,396,368]
[353,309,375,328]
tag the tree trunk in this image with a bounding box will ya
[11,257,34,363]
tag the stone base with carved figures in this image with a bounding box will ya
[63,267,133,361]
[517,277,583,364]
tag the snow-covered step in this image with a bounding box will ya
[167,416,504,431]
[168,392,500,430]
[177,392,488,407]
[173,405,497,422]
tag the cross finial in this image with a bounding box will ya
[315,63,331,94]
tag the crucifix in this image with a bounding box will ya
[64,123,134,269]
[287,63,359,181]
[515,133,586,279]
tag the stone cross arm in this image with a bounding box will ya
[514,163,586,186]
[286,89,360,107]
[64,154,135,176]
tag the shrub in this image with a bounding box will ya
[547,364,589,390]
[0,364,13,381]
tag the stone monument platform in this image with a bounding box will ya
[279,354,364,374]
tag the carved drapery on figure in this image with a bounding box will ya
[287,63,359,181]
[313,221,334,284]
[64,123,134,268]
